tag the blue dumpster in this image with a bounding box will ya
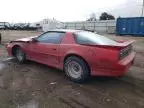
[116,17,144,36]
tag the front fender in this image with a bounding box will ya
[6,42,25,56]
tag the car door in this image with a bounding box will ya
[27,31,65,66]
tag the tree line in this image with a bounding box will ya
[87,12,115,21]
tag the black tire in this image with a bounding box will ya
[15,47,26,63]
[64,56,90,83]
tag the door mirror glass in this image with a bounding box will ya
[31,38,38,43]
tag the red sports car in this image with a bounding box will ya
[5,29,136,82]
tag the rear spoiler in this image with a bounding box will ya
[80,40,135,49]
[113,40,135,47]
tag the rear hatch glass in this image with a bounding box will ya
[74,31,118,46]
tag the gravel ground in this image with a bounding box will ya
[0,60,144,108]
[0,30,144,108]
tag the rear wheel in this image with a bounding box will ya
[15,47,26,63]
[64,56,90,83]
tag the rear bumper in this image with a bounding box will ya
[91,51,136,76]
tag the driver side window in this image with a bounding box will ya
[36,32,64,44]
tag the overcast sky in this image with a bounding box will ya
[0,0,142,23]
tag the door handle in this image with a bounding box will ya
[51,48,56,50]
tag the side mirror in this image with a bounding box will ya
[31,38,38,43]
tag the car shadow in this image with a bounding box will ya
[9,59,128,86]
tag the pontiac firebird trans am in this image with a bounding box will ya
[6,29,136,82]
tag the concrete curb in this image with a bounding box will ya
[118,75,144,90]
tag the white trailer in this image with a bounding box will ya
[42,19,64,32]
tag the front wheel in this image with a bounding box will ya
[64,56,90,83]
[15,47,26,63]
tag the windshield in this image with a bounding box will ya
[75,31,118,45]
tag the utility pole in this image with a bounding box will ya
[142,0,144,17]
[0,33,1,44]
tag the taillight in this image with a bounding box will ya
[119,45,133,60]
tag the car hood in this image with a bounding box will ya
[12,36,38,42]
